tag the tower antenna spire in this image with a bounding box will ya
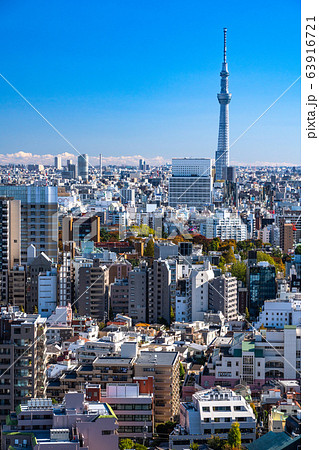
[223,27,227,63]
[215,28,232,181]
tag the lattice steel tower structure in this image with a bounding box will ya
[215,28,232,181]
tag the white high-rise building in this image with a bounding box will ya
[54,156,62,169]
[170,387,256,448]
[201,210,247,241]
[169,158,212,208]
[175,261,215,322]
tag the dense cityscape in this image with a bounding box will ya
[0,18,302,450]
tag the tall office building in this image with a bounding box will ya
[247,261,276,319]
[62,214,100,246]
[99,153,103,176]
[215,28,232,181]
[0,199,21,302]
[148,259,177,324]
[0,186,58,265]
[169,158,212,208]
[78,153,89,181]
[77,259,109,321]
[128,261,149,324]
[54,156,62,169]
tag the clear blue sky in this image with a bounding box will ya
[0,0,301,165]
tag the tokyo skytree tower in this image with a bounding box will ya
[215,28,232,181]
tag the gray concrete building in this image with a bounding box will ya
[128,262,148,324]
[148,259,177,324]
[0,308,47,424]
[78,259,108,321]
[209,273,238,320]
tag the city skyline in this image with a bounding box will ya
[0,1,300,166]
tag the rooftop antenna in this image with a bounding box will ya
[223,27,227,63]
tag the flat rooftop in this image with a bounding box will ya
[135,351,178,366]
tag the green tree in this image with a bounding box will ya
[224,247,237,264]
[295,244,301,255]
[250,402,258,419]
[119,438,134,450]
[230,261,247,284]
[109,305,114,321]
[271,247,282,258]
[245,307,250,321]
[33,306,38,314]
[156,421,176,438]
[208,238,220,252]
[207,436,225,449]
[98,321,105,331]
[257,251,276,266]
[134,444,147,450]
[170,305,175,324]
[218,256,226,271]
[100,228,109,242]
[179,362,185,379]
[228,422,241,449]
[144,238,154,257]
[190,443,199,450]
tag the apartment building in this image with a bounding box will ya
[28,252,54,314]
[201,326,301,392]
[78,259,109,321]
[110,278,129,316]
[170,387,256,449]
[86,381,154,440]
[175,261,216,323]
[47,356,136,401]
[2,392,118,449]
[201,211,248,241]
[148,259,177,324]
[0,308,47,423]
[135,351,180,424]
[38,268,58,318]
[254,295,301,330]
[58,251,74,307]
[209,273,238,321]
[128,262,148,324]
[0,198,21,303]
[108,260,132,284]
[8,265,26,310]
